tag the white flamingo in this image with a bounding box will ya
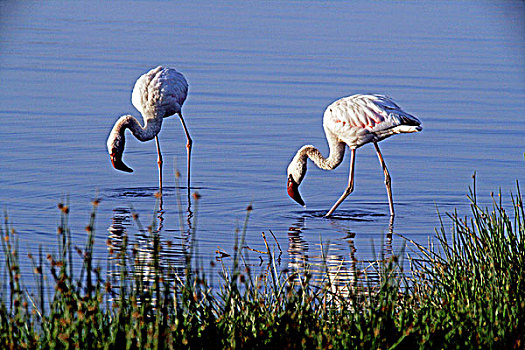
[107,66,192,192]
[286,94,422,217]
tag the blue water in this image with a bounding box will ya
[0,1,524,288]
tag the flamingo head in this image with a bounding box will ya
[110,150,133,173]
[287,174,305,207]
[287,155,307,207]
[107,128,133,173]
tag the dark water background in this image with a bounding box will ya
[1,1,524,287]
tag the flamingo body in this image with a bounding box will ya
[287,94,421,216]
[107,66,192,191]
[131,66,188,122]
[324,94,421,148]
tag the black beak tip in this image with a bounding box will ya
[293,194,305,207]
[287,177,305,207]
[111,154,134,173]
[121,166,134,173]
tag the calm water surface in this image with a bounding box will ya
[1,1,524,287]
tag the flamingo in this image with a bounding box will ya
[107,66,192,192]
[286,94,422,217]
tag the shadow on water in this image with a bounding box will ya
[108,190,398,295]
[301,208,389,221]
[104,182,196,227]
[105,186,204,199]
[106,192,194,291]
[286,213,394,297]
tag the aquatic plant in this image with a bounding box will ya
[0,181,522,349]
[404,180,524,348]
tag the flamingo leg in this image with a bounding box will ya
[155,136,163,193]
[374,142,394,217]
[325,148,356,217]
[177,112,192,191]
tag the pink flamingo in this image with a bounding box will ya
[107,66,192,192]
[286,94,422,217]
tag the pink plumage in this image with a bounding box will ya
[287,94,422,217]
[324,94,421,149]
[107,66,192,192]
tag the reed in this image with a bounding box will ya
[0,181,522,349]
[403,180,524,349]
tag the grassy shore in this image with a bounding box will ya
[0,183,523,349]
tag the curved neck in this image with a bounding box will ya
[114,114,162,142]
[297,141,345,171]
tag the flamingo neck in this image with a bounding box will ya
[288,140,346,185]
[298,141,345,171]
[107,114,163,158]
[114,114,162,142]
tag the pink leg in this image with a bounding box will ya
[325,148,356,217]
[155,136,163,193]
[374,142,394,217]
[178,112,192,192]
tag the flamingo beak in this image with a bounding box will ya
[110,152,133,173]
[287,175,305,207]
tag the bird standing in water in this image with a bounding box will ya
[107,66,192,192]
[286,94,422,217]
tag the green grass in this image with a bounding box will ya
[0,181,523,349]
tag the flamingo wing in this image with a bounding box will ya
[132,66,189,119]
[325,94,421,148]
